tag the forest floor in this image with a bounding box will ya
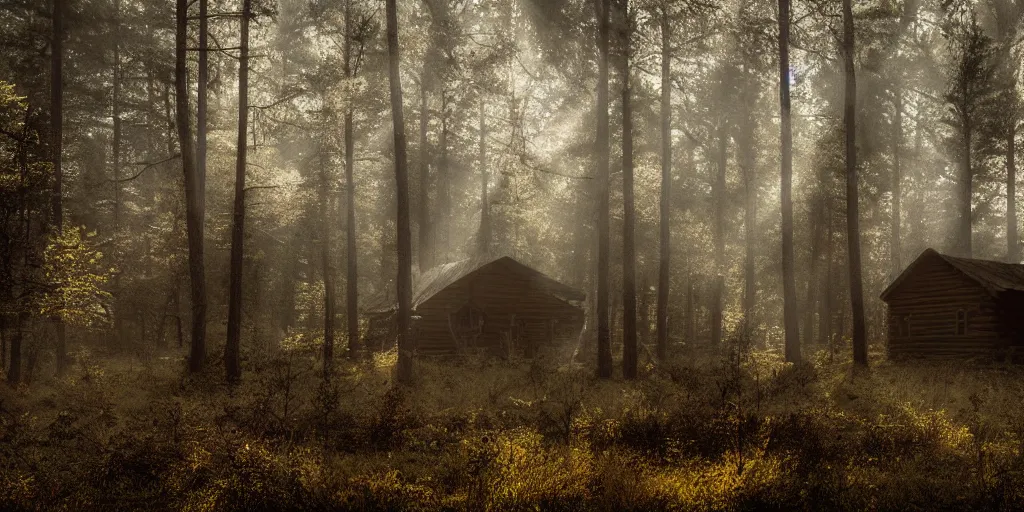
[2,339,1024,511]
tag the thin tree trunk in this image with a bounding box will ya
[387,0,414,385]
[51,0,66,376]
[177,0,207,373]
[1009,124,1018,261]
[843,0,867,366]
[804,197,822,347]
[225,0,250,384]
[595,0,612,379]
[685,276,695,345]
[0,317,5,376]
[712,119,726,348]
[778,0,800,362]
[620,0,638,380]
[198,0,208,199]
[112,0,124,347]
[319,145,336,376]
[961,93,973,258]
[439,100,450,260]
[345,0,359,358]
[656,6,670,363]
[478,98,491,256]
[418,80,431,272]
[821,206,834,349]
[891,85,903,273]
[740,131,757,336]
[6,314,23,387]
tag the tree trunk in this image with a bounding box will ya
[478,98,491,256]
[821,206,834,349]
[891,85,902,274]
[619,0,638,380]
[804,197,823,346]
[176,0,207,373]
[843,0,867,366]
[712,118,727,348]
[345,0,360,358]
[778,0,800,362]
[198,0,208,201]
[656,6,670,363]
[387,0,414,385]
[595,0,612,379]
[439,99,451,260]
[225,0,250,384]
[319,145,336,377]
[417,80,432,272]
[685,276,695,346]
[6,314,23,387]
[1009,124,1018,261]
[740,131,757,336]
[0,317,5,376]
[112,0,124,348]
[52,0,66,376]
[960,94,973,258]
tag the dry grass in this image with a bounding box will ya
[2,342,1024,511]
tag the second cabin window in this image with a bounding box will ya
[956,309,967,335]
[899,316,911,337]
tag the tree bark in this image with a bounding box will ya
[656,6,670,363]
[198,0,208,200]
[891,86,903,273]
[595,0,612,379]
[740,125,757,337]
[319,145,336,377]
[1009,124,1018,261]
[620,0,637,380]
[387,0,414,385]
[685,275,695,346]
[960,93,973,258]
[778,0,800,362]
[6,314,23,387]
[712,117,727,348]
[345,0,360,358]
[176,0,207,373]
[112,0,124,347]
[51,0,66,376]
[417,80,432,272]
[225,0,250,384]
[478,98,491,256]
[843,0,868,366]
[804,197,823,346]
[821,205,835,350]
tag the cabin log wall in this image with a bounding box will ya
[884,253,1006,358]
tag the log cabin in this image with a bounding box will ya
[363,255,586,357]
[880,248,1024,360]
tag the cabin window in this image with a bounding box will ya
[451,303,486,344]
[956,309,967,335]
[898,316,911,337]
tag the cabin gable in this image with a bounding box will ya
[883,251,1005,358]
[363,256,585,357]
[414,259,583,356]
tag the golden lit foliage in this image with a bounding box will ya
[37,226,113,329]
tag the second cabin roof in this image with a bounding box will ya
[880,248,1024,301]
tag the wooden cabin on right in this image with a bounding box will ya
[880,248,1024,360]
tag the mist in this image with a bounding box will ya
[2,0,1024,508]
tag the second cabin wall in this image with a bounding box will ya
[885,254,1003,356]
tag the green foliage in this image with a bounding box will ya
[37,226,113,329]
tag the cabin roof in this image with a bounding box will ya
[880,248,1024,301]
[363,255,586,313]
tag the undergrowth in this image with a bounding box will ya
[2,343,1024,511]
